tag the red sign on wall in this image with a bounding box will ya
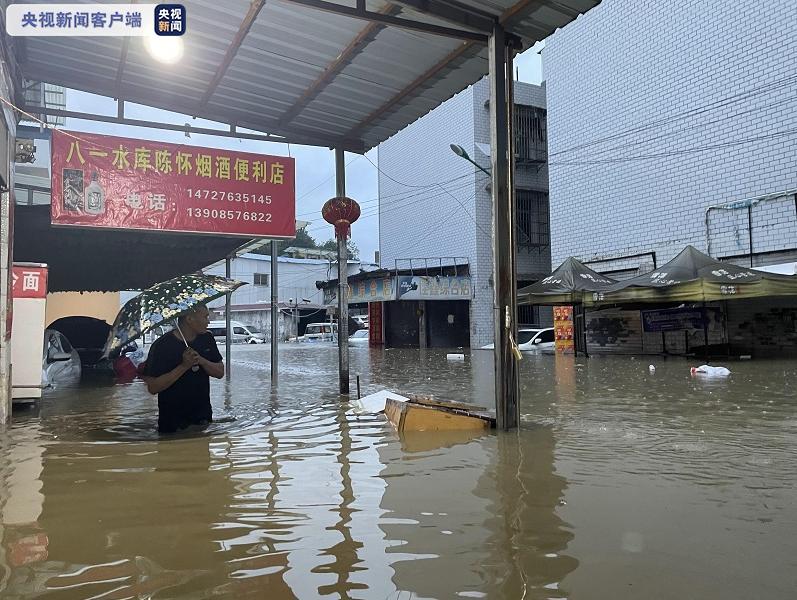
[51,131,296,238]
[368,302,383,346]
[12,266,48,299]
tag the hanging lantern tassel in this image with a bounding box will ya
[322,196,361,240]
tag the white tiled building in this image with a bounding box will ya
[378,78,552,348]
[544,0,797,274]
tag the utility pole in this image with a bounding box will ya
[271,239,278,385]
[225,254,232,380]
[489,23,520,430]
[335,149,349,394]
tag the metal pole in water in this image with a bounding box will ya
[225,254,232,380]
[489,23,519,430]
[271,239,279,385]
[335,148,350,395]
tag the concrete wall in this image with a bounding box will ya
[545,0,797,269]
[45,292,121,327]
[726,297,797,357]
[585,301,797,357]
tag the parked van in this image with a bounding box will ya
[301,322,337,342]
[208,321,266,344]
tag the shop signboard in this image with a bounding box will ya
[397,275,472,301]
[325,277,397,305]
[51,131,295,238]
[12,265,48,299]
[642,307,708,332]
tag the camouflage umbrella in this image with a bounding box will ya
[103,273,245,358]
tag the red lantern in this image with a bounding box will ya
[322,196,361,240]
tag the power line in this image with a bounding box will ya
[294,171,476,218]
[303,181,475,237]
[549,72,797,157]
[383,195,476,260]
[301,176,479,230]
[550,124,797,166]
[295,155,361,204]
[571,93,797,161]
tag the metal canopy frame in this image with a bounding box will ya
[13,0,597,154]
[278,0,500,43]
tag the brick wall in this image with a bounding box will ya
[545,0,797,269]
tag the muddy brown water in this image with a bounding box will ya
[0,345,795,599]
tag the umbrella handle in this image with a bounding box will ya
[174,321,190,347]
[174,321,200,372]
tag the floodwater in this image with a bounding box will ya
[1,345,796,599]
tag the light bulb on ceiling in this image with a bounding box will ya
[143,35,184,65]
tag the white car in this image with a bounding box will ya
[208,321,266,344]
[349,329,369,345]
[481,327,556,352]
[42,329,82,387]
[300,322,337,342]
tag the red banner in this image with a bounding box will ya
[51,131,295,238]
[12,266,48,299]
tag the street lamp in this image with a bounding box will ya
[450,144,490,176]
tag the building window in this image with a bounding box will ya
[514,104,547,164]
[254,273,269,286]
[516,189,550,248]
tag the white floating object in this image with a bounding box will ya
[739,355,752,360]
[447,353,465,361]
[648,365,656,373]
[350,389,408,414]
[691,365,731,377]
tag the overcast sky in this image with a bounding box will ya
[51,44,543,264]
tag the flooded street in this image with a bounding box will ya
[1,345,796,599]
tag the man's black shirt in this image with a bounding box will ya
[144,331,222,433]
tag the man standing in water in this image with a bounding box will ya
[142,305,225,433]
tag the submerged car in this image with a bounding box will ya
[209,321,266,344]
[300,323,337,342]
[47,316,113,371]
[481,327,556,351]
[349,329,369,345]
[42,328,81,387]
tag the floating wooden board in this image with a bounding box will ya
[385,395,495,432]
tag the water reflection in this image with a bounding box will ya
[0,345,794,599]
[475,428,577,599]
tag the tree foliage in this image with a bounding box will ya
[251,227,359,259]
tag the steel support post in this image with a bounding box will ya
[489,23,519,430]
[335,149,350,394]
[271,240,279,385]
[225,255,232,380]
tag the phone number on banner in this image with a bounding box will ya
[186,189,273,204]
[186,208,273,222]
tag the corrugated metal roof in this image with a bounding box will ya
[16,0,599,152]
